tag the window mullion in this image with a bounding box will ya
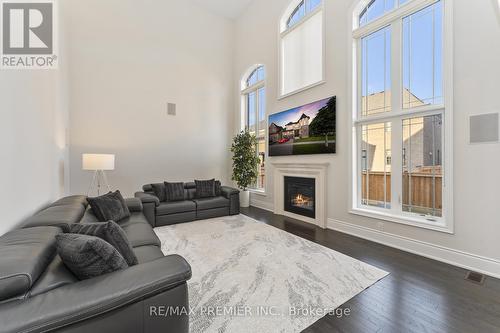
[243,94,249,130]
[390,19,403,214]
[255,88,259,136]
[357,38,363,120]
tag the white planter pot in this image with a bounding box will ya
[239,190,250,208]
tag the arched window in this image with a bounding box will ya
[351,0,453,232]
[280,0,324,97]
[241,65,266,191]
[358,0,410,26]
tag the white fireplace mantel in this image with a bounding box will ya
[272,162,329,229]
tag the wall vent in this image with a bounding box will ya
[470,113,499,144]
[167,103,176,116]
[465,271,486,285]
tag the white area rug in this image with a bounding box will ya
[155,214,388,333]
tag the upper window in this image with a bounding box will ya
[352,0,452,232]
[245,66,265,89]
[241,65,266,191]
[286,0,322,29]
[359,0,411,27]
[280,0,324,97]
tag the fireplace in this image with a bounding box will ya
[284,176,316,219]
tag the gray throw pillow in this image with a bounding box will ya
[164,182,185,202]
[60,221,138,266]
[195,179,216,198]
[56,234,128,280]
[150,183,166,202]
[87,191,130,222]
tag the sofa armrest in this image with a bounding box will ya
[135,192,158,227]
[125,198,143,212]
[134,192,160,206]
[221,186,240,215]
[220,186,239,199]
[0,255,192,333]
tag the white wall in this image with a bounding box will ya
[234,0,500,275]
[0,4,69,236]
[64,0,235,197]
[0,71,66,235]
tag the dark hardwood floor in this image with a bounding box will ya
[240,206,500,333]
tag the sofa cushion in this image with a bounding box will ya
[29,256,78,297]
[82,209,150,226]
[150,183,166,202]
[22,204,86,228]
[0,227,60,301]
[193,196,230,211]
[186,188,197,200]
[56,234,128,280]
[120,222,161,247]
[124,198,143,212]
[116,212,151,227]
[50,195,88,208]
[133,245,164,264]
[62,222,138,266]
[157,201,196,216]
[165,182,185,202]
[195,179,216,198]
[87,191,131,222]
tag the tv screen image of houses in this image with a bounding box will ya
[268,96,336,156]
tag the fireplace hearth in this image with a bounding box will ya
[284,176,316,219]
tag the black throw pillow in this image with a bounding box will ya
[195,179,216,198]
[60,221,138,266]
[164,182,185,202]
[150,183,166,202]
[56,234,128,280]
[87,191,130,222]
[215,180,222,196]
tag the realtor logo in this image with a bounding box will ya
[1,0,58,69]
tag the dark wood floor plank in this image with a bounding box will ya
[240,207,500,333]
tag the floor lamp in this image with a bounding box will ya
[82,154,115,196]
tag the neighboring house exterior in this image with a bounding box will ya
[269,123,284,143]
[361,90,442,174]
[269,113,311,143]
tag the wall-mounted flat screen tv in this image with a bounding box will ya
[269,96,336,156]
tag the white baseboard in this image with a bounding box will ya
[328,218,500,279]
[250,198,274,212]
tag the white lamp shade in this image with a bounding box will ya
[82,154,115,171]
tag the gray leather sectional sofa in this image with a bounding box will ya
[135,182,240,227]
[0,195,192,333]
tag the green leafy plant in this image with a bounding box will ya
[309,96,336,147]
[231,131,260,191]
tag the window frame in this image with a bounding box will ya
[349,0,454,233]
[241,65,267,194]
[278,0,326,99]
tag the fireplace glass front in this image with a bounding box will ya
[284,176,316,219]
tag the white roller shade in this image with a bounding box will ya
[281,11,323,96]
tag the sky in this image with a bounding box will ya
[269,97,330,127]
[361,0,443,106]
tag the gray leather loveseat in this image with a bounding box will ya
[0,195,192,333]
[135,182,240,227]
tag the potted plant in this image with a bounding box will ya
[231,131,260,208]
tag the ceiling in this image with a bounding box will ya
[189,0,254,19]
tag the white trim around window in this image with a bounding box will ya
[348,0,454,234]
[241,65,267,192]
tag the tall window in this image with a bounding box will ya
[280,0,323,97]
[241,65,266,191]
[352,0,452,231]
